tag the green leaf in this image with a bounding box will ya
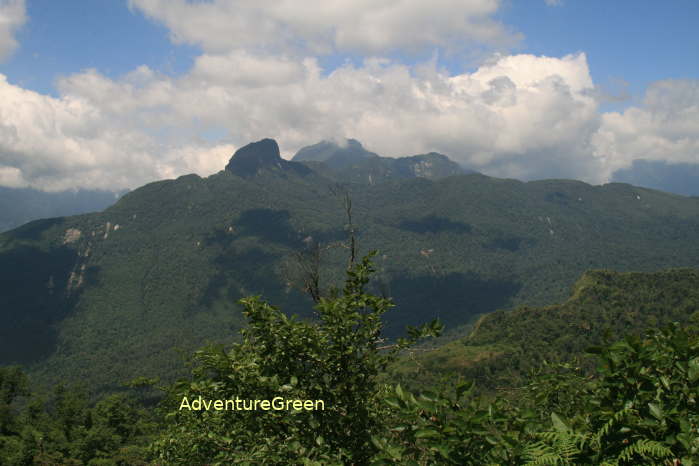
[414,428,439,439]
[395,384,405,400]
[431,444,452,459]
[456,380,474,399]
[551,412,570,433]
[371,435,386,450]
[659,375,671,390]
[384,397,401,409]
[688,357,699,382]
[648,402,664,420]
[415,398,436,411]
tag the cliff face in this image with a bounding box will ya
[292,139,471,184]
[226,138,310,178]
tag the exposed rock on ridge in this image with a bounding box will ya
[225,138,310,178]
[292,138,379,170]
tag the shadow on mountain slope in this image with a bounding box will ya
[382,272,521,338]
[199,246,315,320]
[398,215,472,234]
[0,245,88,364]
[6,217,65,241]
[235,208,302,248]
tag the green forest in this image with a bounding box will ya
[2,253,698,465]
[2,142,699,464]
[2,0,699,459]
[2,141,699,396]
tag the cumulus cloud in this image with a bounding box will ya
[128,0,521,55]
[0,72,235,191]
[545,0,563,6]
[2,50,613,190]
[0,165,25,187]
[592,79,699,181]
[0,0,26,62]
[1,0,696,192]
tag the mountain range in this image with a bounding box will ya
[2,138,699,393]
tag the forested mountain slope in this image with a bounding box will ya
[1,138,699,393]
[390,268,699,390]
[292,138,470,183]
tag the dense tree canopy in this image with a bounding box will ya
[1,255,697,464]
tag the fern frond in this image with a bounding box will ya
[593,405,635,446]
[523,429,589,465]
[616,439,672,463]
[525,452,568,465]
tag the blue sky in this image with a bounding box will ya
[499,1,699,111]
[0,0,697,194]
[3,0,198,94]
[6,0,699,107]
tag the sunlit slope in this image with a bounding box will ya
[390,268,699,389]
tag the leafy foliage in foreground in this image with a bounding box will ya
[0,367,154,465]
[152,253,441,465]
[2,255,698,464]
[377,323,699,465]
[151,254,699,465]
[389,267,699,391]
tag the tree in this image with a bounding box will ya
[152,252,442,464]
[0,366,28,436]
[371,323,699,465]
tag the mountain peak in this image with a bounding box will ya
[292,138,379,170]
[225,138,310,178]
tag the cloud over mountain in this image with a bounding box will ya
[0,1,696,192]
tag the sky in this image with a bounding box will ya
[0,0,697,194]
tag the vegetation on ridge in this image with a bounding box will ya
[389,267,699,391]
[2,138,699,396]
[4,254,698,464]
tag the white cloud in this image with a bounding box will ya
[2,50,612,190]
[593,79,699,180]
[1,4,696,193]
[0,0,26,62]
[128,0,521,56]
[545,0,563,6]
[2,0,694,193]
[0,73,235,191]
[190,50,307,88]
[0,165,26,187]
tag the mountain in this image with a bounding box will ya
[0,186,123,232]
[226,138,311,178]
[389,267,699,390]
[292,138,380,170]
[292,139,471,184]
[2,138,699,393]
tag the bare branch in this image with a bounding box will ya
[344,192,356,269]
[282,187,359,303]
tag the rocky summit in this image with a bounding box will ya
[292,138,380,170]
[225,138,311,178]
